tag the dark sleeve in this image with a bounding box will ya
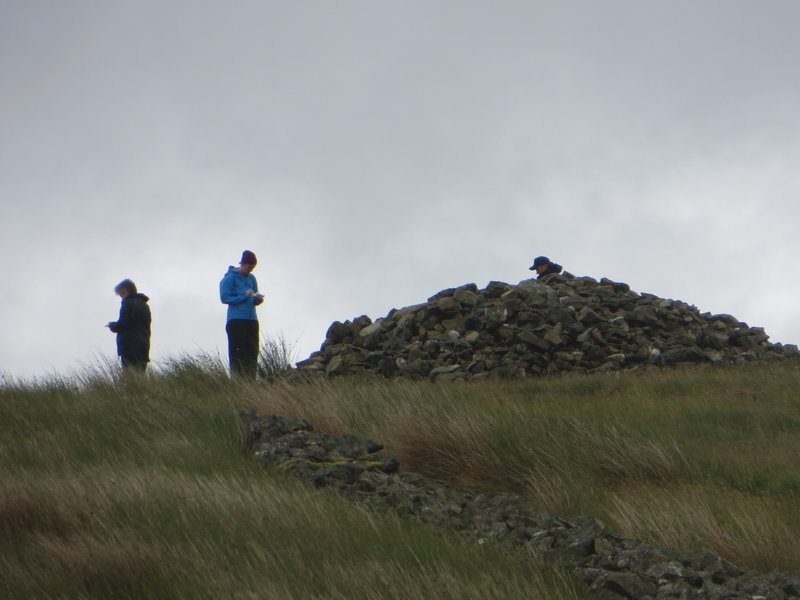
[108,299,130,333]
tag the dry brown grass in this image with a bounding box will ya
[4,358,800,597]
[386,403,511,492]
[235,362,800,573]
[0,376,580,600]
[0,470,158,597]
[608,483,799,573]
[581,424,688,485]
[519,461,574,514]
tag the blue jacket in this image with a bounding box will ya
[220,266,260,321]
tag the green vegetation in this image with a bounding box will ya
[258,336,297,381]
[2,358,800,598]
[0,357,579,600]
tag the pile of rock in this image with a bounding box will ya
[244,413,800,600]
[296,274,798,380]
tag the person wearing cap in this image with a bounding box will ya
[220,250,264,379]
[106,278,151,371]
[529,256,563,279]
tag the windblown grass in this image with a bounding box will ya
[3,358,799,598]
[240,360,800,573]
[258,335,297,381]
[0,359,581,600]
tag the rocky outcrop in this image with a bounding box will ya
[244,413,800,600]
[296,274,798,380]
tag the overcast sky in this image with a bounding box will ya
[2,1,799,380]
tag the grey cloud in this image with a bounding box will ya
[2,1,799,377]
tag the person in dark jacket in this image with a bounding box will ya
[106,279,151,371]
[529,256,563,279]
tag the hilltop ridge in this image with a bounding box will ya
[297,273,798,380]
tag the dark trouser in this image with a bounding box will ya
[121,356,148,371]
[226,319,259,379]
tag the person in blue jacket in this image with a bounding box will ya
[219,250,264,379]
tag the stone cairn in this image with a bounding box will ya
[296,274,798,380]
[244,413,800,600]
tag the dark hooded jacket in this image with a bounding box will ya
[538,262,563,279]
[108,293,151,361]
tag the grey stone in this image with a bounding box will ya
[429,364,461,380]
[578,306,607,325]
[296,274,796,380]
[325,321,352,344]
[453,288,480,307]
[358,320,384,337]
[518,330,551,351]
[324,355,344,376]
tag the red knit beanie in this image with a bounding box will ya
[240,250,257,265]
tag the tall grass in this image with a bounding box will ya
[238,360,800,573]
[3,358,799,599]
[258,335,297,381]
[0,359,581,600]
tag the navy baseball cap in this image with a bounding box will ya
[529,256,550,270]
